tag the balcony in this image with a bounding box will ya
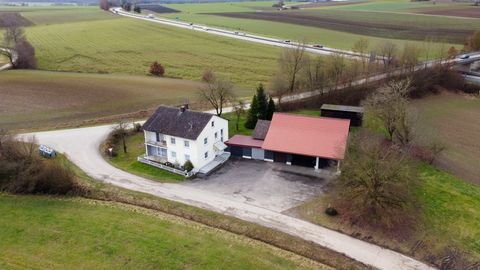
[146,140,167,147]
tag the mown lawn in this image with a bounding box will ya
[21,12,279,87]
[0,194,325,270]
[292,164,480,264]
[109,131,184,183]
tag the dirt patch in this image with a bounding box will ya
[209,11,473,42]
[0,12,33,27]
[290,1,366,9]
[417,6,480,18]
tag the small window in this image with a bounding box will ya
[211,121,215,127]
[185,154,190,161]
[171,151,176,158]
[170,137,176,145]
[220,129,223,136]
[204,151,208,159]
[156,132,160,142]
[215,132,218,139]
[221,136,224,142]
[204,137,208,145]
[184,140,190,148]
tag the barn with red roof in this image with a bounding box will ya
[226,113,350,169]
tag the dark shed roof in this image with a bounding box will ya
[321,104,364,113]
[252,120,271,140]
[143,106,213,140]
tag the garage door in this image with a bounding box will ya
[252,148,264,160]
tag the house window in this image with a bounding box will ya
[184,140,190,148]
[220,129,223,136]
[204,151,208,159]
[215,132,218,139]
[156,132,160,142]
[204,137,208,145]
[171,137,176,145]
[185,154,190,161]
[159,148,167,157]
[211,121,215,127]
[171,151,176,158]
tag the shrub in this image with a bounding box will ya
[183,160,194,172]
[149,61,165,77]
[0,138,82,195]
[325,207,338,216]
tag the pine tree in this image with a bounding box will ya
[256,84,268,120]
[245,94,259,129]
[266,97,276,120]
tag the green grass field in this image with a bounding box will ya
[0,70,253,131]
[292,164,480,264]
[0,194,326,270]
[0,7,281,86]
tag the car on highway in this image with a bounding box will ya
[284,40,290,43]
[313,44,323,48]
[147,14,154,19]
[459,54,470,59]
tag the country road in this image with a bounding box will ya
[0,48,14,71]
[18,122,436,270]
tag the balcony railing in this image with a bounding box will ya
[146,140,167,147]
[138,155,194,177]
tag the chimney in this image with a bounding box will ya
[183,103,189,110]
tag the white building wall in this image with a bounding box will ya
[142,114,229,171]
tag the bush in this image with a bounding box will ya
[183,160,194,172]
[325,207,338,216]
[0,138,82,195]
[149,61,165,77]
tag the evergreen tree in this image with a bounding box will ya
[256,84,268,120]
[266,97,276,120]
[245,94,259,129]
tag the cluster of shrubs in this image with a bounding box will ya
[0,135,83,195]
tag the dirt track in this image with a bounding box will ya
[210,11,473,43]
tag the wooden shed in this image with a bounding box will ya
[320,104,364,127]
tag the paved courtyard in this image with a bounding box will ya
[182,158,335,212]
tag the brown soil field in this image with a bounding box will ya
[289,1,365,9]
[0,12,33,27]
[417,6,480,18]
[0,70,250,131]
[413,92,480,185]
[210,11,473,43]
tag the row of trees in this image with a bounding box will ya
[0,14,36,69]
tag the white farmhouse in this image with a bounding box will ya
[141,105,229,175]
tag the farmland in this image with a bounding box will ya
[0,194,326,270]
[161,0,473,52]
[0,70,251,131]
[0,6,280,87]
[412,92,480,185]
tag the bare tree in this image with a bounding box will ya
[364,79,412,142]
[198,70,234,116]
[14,39,36,69]
[115,121,129,154]
[352,38,370,79]
[269,73,289,109]
[334,131,418,230]
[302,56,327,92]
[1,14,36,69]
[277,43,307,94]
[325,53,346,90]
[377,41,397,72]
[232,100,246,131]
[400,43,422,74]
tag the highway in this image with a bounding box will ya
[110,7,373,60]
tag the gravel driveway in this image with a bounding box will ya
[184,159,333,212]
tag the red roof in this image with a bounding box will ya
[262,113,350,160]
[226,135,263,148]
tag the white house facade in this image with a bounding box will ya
[142,105,229,174]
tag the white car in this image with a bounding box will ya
[459,54,470,59]
[147,14,154,19]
